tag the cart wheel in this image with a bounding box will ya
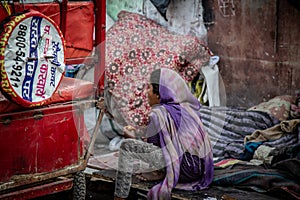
[73,171,86,200]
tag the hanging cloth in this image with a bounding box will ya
[201,56,226,107]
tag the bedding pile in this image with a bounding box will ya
[105,11,210,127]
[200,95,299,159]
[200,106,280,158]
[200,95,300,199]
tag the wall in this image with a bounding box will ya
[206,0,300,107]
[106,0,300,107]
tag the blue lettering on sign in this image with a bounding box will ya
[22,16,42,101]
[50,66,56,87]
[49,41,61,87]
[51,41,61,67]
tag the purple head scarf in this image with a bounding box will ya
[147,68,214,200]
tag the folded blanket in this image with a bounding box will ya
[244,119,300,143]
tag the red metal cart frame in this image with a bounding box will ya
[0,0,106,199]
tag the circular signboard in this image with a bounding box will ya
[0,9,65,107]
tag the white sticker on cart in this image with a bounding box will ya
[0,10,65,107]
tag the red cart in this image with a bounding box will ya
[0,0,106,199]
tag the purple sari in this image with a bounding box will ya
[146,68,214,199]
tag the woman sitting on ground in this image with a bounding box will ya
[114,68,214,200]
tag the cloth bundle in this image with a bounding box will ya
[105,11,210,127]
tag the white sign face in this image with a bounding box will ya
[0,10,65,107]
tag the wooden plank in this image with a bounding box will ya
[90,169,280,200]
[92,170,193,199]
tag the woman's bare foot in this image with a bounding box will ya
[136,170,165,182]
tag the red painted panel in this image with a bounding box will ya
[0,77,95,114]
[94,0,106,93]
[0,102,87,183]
[0,2,95,59]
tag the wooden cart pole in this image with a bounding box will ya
[84,98,105,161]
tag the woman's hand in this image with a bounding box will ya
[123,125,136,139]
[141,136,147,142]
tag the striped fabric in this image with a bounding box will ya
[199,106,281,159]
